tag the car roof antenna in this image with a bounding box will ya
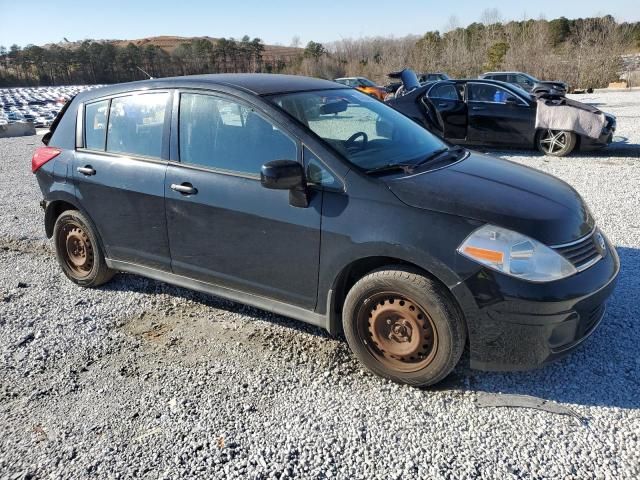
[136,66,154,80]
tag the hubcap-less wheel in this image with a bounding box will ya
[539,129,569,155]
[58,223,94,278]
[359,293,438,373]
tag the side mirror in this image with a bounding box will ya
[260,160,309,208]
[505,96,519,105]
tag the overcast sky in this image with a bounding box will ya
[1,0,638,48]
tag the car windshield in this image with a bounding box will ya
[269,89,448,171]
[509,83,534,100]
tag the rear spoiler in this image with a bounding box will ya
[42,94,75,146]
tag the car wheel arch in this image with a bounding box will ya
[326,255,466,336]
[44,199,109,259]
[45,198,82,238]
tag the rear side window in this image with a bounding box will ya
[84,100,109,150]
[179,93,297,175]
[430,84,459,100]
[106,93,168,158]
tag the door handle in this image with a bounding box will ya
[77,166,96,176]
[438,103,448,107]
[171,183,198,195]
[471,106,485,111]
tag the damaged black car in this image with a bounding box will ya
[386,69,616,156]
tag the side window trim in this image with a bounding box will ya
[77,90,172,162]
[79,98,111,151]
[303,144,344,192]
[173,89,302,178]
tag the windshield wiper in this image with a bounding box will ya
[365,163,416,175]
[365,146,465,176]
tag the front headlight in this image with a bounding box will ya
[457,225,577,282]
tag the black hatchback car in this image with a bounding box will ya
[32,74,619,386]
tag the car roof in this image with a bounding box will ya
[481,72,528,76]
[74,74,344,102]
[428,79,534,99]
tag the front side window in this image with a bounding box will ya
[468,84,518,104]
[106,93,168,158]
[270,89,448,172]
[84,100,109,150]
[179,93,297,175]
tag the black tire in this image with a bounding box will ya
[342,267,466,387]
[536,129,577,157]
[53,209,114,287]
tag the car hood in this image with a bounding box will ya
[539,80,567,90]
[384,152,594,245]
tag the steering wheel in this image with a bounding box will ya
[345,131,369,152]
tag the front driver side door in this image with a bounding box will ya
[165,91,322,309]
[426,83,467,140]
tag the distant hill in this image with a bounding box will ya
[45,35,303,62]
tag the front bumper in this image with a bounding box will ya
[581,115,616,150]
[452,235,620,371]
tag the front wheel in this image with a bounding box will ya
[536,129,577,157]
[342,267,466,387]
[53,210,115,287]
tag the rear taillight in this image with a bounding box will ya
[31,146,61,173]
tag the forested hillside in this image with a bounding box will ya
[1,13,638,88]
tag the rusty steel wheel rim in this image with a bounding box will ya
[58,222,94,278]
[358,292,438,373]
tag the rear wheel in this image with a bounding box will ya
[342,267,466,386]
[53,210,114,287]
[536,129,577,157]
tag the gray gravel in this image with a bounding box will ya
[1,90,639,479]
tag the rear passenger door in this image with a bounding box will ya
[74,92,172,270]
[466,82,534,146]
[164,91,322,309]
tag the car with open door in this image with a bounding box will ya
[333,77,387,101]
[386,71,616,156]
[33,74,618,387]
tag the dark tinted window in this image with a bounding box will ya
[106,93,168,158]
[429,84,459,100]
[469,84,518,103]
[179,93,297,175]
[84,100,109,150]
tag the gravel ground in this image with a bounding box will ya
[1,90,639,480]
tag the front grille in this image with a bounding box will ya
[553,231,602,271]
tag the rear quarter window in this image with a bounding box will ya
[106,93,169,158]
[84,100,109,150]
